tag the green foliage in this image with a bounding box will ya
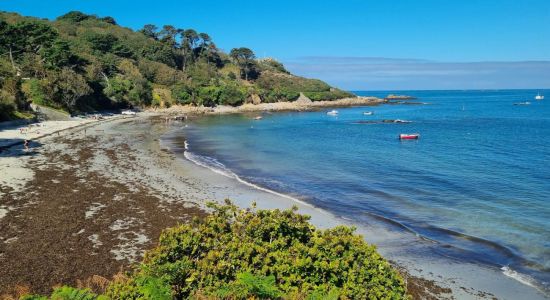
[230,47,259,81]
[50,286,100,300]
[259,58,290,74]
[139,43,175,66]
[49,68,93,110]
[105,274,172,300]
[23,78,50,106]
[171,83,195,105]
[130,201,408,299]
[1,10,351,118]
[19,286,106,300]
[304,90,354,101]
[260,88,300,103]
[103,75,151,106]
[40,39,83,69]
[57,11,93,23]
[218,84,247,106]
[306,288,341,300]
[197,85,222,107]
[209,272,284,299]
[100,16,117,25]
[85,32,119,53]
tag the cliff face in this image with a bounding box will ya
[0,11,353,121]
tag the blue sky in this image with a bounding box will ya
[2,0,549,90]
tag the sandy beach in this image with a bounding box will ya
[0,114,548,299]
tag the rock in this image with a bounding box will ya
[384,94,417,100]
[294,92,312,105]
[249,94,262,105]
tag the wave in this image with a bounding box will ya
[501,266,538,288]
[363,211,550,294]
[182,141,318,210]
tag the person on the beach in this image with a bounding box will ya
[24,139,29,151]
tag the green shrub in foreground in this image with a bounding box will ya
[21,201,408,299]
[107,201,407,299]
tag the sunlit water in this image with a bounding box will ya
[165,90,550,291]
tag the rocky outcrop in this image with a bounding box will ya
[384,94,417,100]
[248,93,262,105]
[294,92,312,104]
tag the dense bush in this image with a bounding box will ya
[0,99,17,121]
[107,201,408,299]
[304,90,354,101]
[260,88,300,103]
[171,83,195,105]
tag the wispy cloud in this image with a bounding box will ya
[282,57,550,90]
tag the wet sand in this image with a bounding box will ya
[0,115,548,299]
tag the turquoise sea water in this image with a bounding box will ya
[169,90,550,291]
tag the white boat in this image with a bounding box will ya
[327,110,338,116]
[535,93,544,100]
[363,111,374,115]
[513,102,531,106]
[121,110,136,115]
[253,116,263,120]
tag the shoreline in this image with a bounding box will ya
[0,114,547,299]
[148,96,385,116]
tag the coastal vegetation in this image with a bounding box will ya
[21,201,408,299]
[0,11,353,121]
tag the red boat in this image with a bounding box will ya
[399,133,420,140]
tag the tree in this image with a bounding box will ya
[100,16,117,25]
[180,29,199,71]
[230,47,258,81]
[49,68,92,110]
[0,20,17,72]
[112,43,134,58]
[41,39,83,70]
[56,11,91,23]
[85,32,118,53]
[139,24,158,40]
[159,25,178,47]
[139,43,175,67]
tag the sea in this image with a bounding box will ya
[164,89,549,293]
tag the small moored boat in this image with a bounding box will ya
[363,111,374,115]
[327,110,338,116]
[399,133,420,140]
[253,116,263,120]
[513,102,531,106]
[535,93,544,100]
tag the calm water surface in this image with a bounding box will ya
[170,90,550,290]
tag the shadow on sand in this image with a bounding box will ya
[0,138,43,157]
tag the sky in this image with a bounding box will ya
[2,0,549,90]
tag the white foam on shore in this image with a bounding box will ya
[182,140,319,210]
[501,266,538,289]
